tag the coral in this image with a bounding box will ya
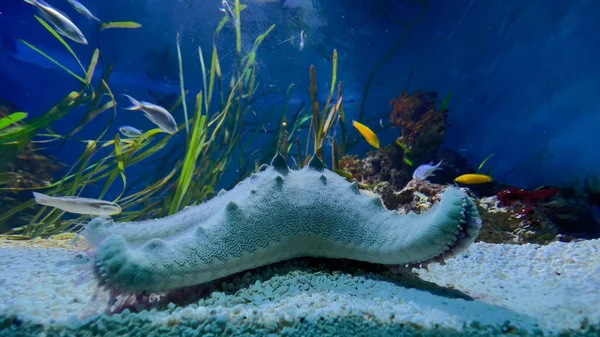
[571,175,600,206]
[378,180,522,244]
[338,98,460,194]
[84,153,482,294]
[337,138,599,244]
[474,188,600,244]
[337,149,470,205]
[496,187,561,216]
[337,155,363,181]
[0,146,64,233]
[358,179,521,244]
[3,151,64,189]
[493,186,600,241]
[389,91,449,161]
[374,178,599,245]
[532,198,600,238]
[339,142,413,191]
[390,179,447,215]
[0,98,64,189]
[475,197,526,244]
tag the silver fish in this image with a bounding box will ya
[67,0,101,22]
[122,94,178,134]
[119,125,143,138]
[299,30,306,51]
[23,0,88,45]
[32,191,122,215]
[220,0,239,29]
[412,160,444,180]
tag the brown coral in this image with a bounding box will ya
[389,91,449,161]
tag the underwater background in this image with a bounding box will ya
[0,0,599,336]
[2,0,600,192]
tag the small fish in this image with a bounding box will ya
[67,0,101,22]
[23,0,88,45]
[219,2,227,13]
[119,125,143,138]
[352,120,380,149]
[455,173,493,184]
[32,191,122,215]
[220,0,239,28]
[413,160,444,180]
[122,94,178,134]
[299,30,306,51]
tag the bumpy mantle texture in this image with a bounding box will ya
[84,153,482,294]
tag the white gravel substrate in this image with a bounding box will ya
[0,239,599,335]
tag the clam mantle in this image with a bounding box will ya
[84,153,482,293]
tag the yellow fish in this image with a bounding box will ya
[352,120,380,149]
[455,173,493,184]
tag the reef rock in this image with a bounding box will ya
[338,143,412,192]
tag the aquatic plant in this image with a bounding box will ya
[476,153,495,174]
[306,50,345,165]
[270,49,346,171]
[0,112,28,131]
[0,107,66,233]
[0,1,277,237]
[247,48,345,173]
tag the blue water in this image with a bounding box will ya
[1,0,599,195]
[2,2,600,336]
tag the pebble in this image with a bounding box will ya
[0,239,598,335]
[275,285,289,295]
[215,313,229,328]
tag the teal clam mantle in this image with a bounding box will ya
[84,153,482,294]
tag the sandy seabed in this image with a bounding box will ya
[0,235,598,336]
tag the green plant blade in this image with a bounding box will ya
[477,154,495,173]
[0,91,84,145]
[109,133,128,200]
[176,33,190,136]
[199,46,209,114]
[0,112,28,130]
[34,16,85,74]
[170,93,207,215]
[85,48,100,84]
[440,91,453,111]
[322,49,338,121]
[100,21,142,30]
[234,0,242,54]
[19,40,86,84]
[208,44,220,110]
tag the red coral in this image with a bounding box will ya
[497,187,560,216]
